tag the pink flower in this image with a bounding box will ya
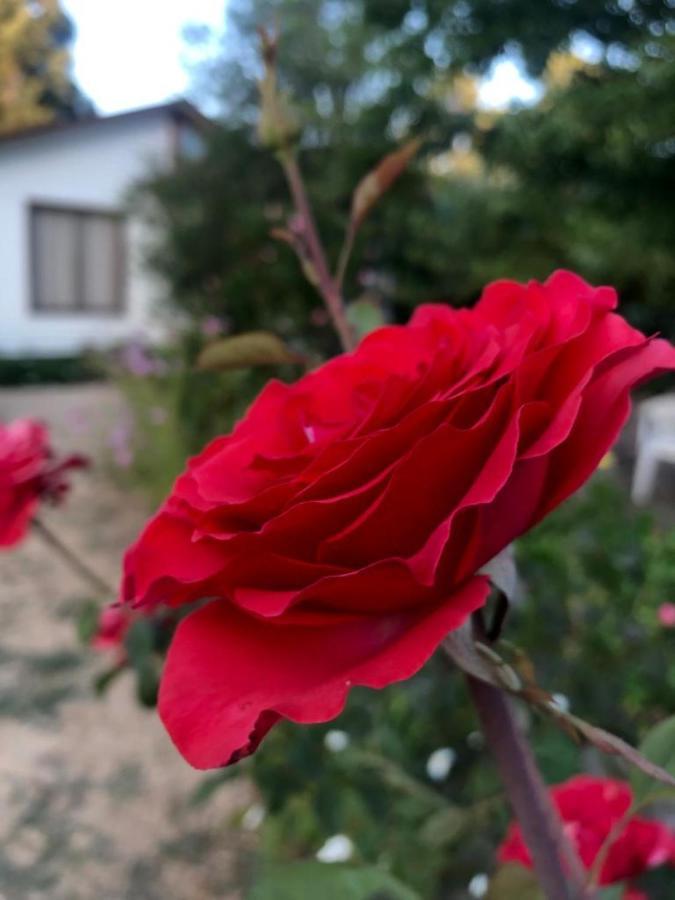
[658,603,675,628]
[120,339,168,378]
[0,419,87,548]
[109,417,135,469]
[201,316,225,338]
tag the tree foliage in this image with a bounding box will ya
[0,0,91,134]
[137,0,675,347]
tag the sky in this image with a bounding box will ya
[62,0,229,114]
[63,1,538,116]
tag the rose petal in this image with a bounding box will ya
[122,512,225,607]
[158,575,489,768]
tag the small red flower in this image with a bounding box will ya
[498,775,675,895]
[92,604,133,655]
[0,419,87,549]
[120,272,675,768]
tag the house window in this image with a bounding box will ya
[30,204,126,314]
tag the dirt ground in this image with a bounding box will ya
[0,385,252,900]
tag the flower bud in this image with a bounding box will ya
[257,28,302,152]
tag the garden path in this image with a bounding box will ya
[0,384,251,900]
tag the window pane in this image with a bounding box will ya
[82,216,122,310]
[31,206,126,314]
[33,209,79,310]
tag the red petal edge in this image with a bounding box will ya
[158,575,489,769]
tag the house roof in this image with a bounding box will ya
[0,100,212,149]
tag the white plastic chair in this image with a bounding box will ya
[631,394,675,505]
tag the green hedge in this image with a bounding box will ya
[0,355,105,386]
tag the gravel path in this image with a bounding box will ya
[0,385,251,900]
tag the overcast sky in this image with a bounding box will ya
[62,1,538,116]
[62,0,229,114]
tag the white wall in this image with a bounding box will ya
[0,113,174,357]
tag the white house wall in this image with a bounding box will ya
[0,114,173,357]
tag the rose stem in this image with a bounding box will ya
[33,516,113,598]
[466,674,592,899]
[278,151,357,353]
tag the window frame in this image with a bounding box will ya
[28,201,127,316]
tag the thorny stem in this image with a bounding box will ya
[279,151,357,353]
[466,674,592,900]
[33,517,113,598]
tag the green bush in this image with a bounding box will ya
[0,354,104,386]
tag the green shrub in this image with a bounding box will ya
[0,354,104,386]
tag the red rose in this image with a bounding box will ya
[121,271,675,768]
[0,418,87,548]
[92,604,133,655]
[498,775,675,894]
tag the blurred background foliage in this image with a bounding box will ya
[0,0,92,134]
[136,0,675,354]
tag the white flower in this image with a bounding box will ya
[468,873,489,898]
[324,729,350,752]
[551,693,571,714]
[316,834,354,863]
[426,747,457,781]
[241,803,265,831]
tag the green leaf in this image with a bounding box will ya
[596,887,625,899]
[485,865,544,900]
[248,862,420,900]
[418,806,466,849]
[631,715,675,803]
[344,749,445,810]
[93,665,124,696]
[196,331,303,371]
[76,600,100,644]
[124,620,160,708]
[124,619,155,665]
